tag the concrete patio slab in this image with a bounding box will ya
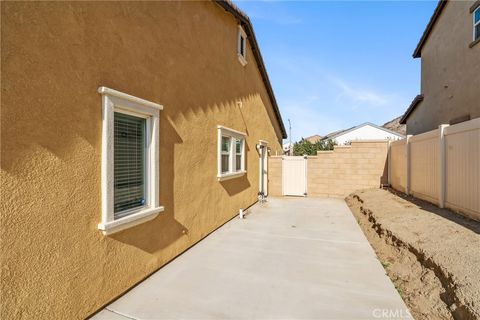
[92,197,412,320]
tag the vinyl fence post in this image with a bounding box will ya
[387,140,392,186]
[438,124,449,208]
[406,135,412,195]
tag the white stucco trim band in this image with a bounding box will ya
[98,206,164,235]
[217,171,247,181]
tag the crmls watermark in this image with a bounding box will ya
[372,308,413,319]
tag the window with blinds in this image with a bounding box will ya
[114,112,146,218]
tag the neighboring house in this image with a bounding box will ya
[322,122,405,145]
[304,134,322,143]
[382,116,406,136]
[1,1,286,319]
[400,0,480,135]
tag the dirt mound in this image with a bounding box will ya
[346,188,480,320]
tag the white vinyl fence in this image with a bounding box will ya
[282,156,307,196]
[389,118,480,221]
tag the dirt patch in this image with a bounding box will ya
[346,188,480,320]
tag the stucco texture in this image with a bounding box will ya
[407,0,480,135]
[1,2,283,319]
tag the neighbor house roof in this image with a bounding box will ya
[413,0,448,58]
[215,0,287,139]
[399,94,424,124]
[322,122,405,141]
[304,135,322,143]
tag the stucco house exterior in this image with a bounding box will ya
[1,1,286,319]
[321,122,404,145]
[400,0,480,135]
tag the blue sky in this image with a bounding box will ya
[235,0,438,142]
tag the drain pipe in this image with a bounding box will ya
[257,143,267,203]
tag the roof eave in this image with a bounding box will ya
[214,0,287,140]
[399,95,424,124]
[412,0,448,58]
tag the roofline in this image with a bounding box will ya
[399,94,424,124]
[413,0,448,58]
[214,0,287,139]
[323,122,405,140]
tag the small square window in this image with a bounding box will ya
[98,87,164,235]
[217,126,246,180]
[237,26,247,66]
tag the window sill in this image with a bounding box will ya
[237,54,247,66]
[217,171,246,181]
[469,38,480,48]
[98,206,164,235]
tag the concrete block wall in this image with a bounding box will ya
[268,156,282,196]
[308,141,388,197]
[268,140,389,198]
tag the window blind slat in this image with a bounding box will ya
[114,112,146,217]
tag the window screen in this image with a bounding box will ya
[235,139,242,171]
[221,136,231,173]
[114,112,146,217]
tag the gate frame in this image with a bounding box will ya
[282,155,308,197]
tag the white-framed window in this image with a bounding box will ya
[474,7,480,41]
[237,25,247,66]
[217,125,246,181]
[98,86,164,235]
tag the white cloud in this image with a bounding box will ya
[330,77,389,107]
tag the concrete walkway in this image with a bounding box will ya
[93,198,411,320]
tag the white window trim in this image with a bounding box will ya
[237,25,247,66]
[474,7,480,41]
[217,125,246,181]
[98,86,164,235]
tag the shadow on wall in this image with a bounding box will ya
[380,155,388,186]
[111,116,188,254]
[220,175,251,196]
[387,188,480,235]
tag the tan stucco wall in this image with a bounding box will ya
[0,2,283,319]
[407,0,480,135]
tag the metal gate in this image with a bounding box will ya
[282,156,307,196]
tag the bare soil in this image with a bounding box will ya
[346,188,480,320]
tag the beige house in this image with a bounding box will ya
[1,1,286,319]
[400,0,480,135]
